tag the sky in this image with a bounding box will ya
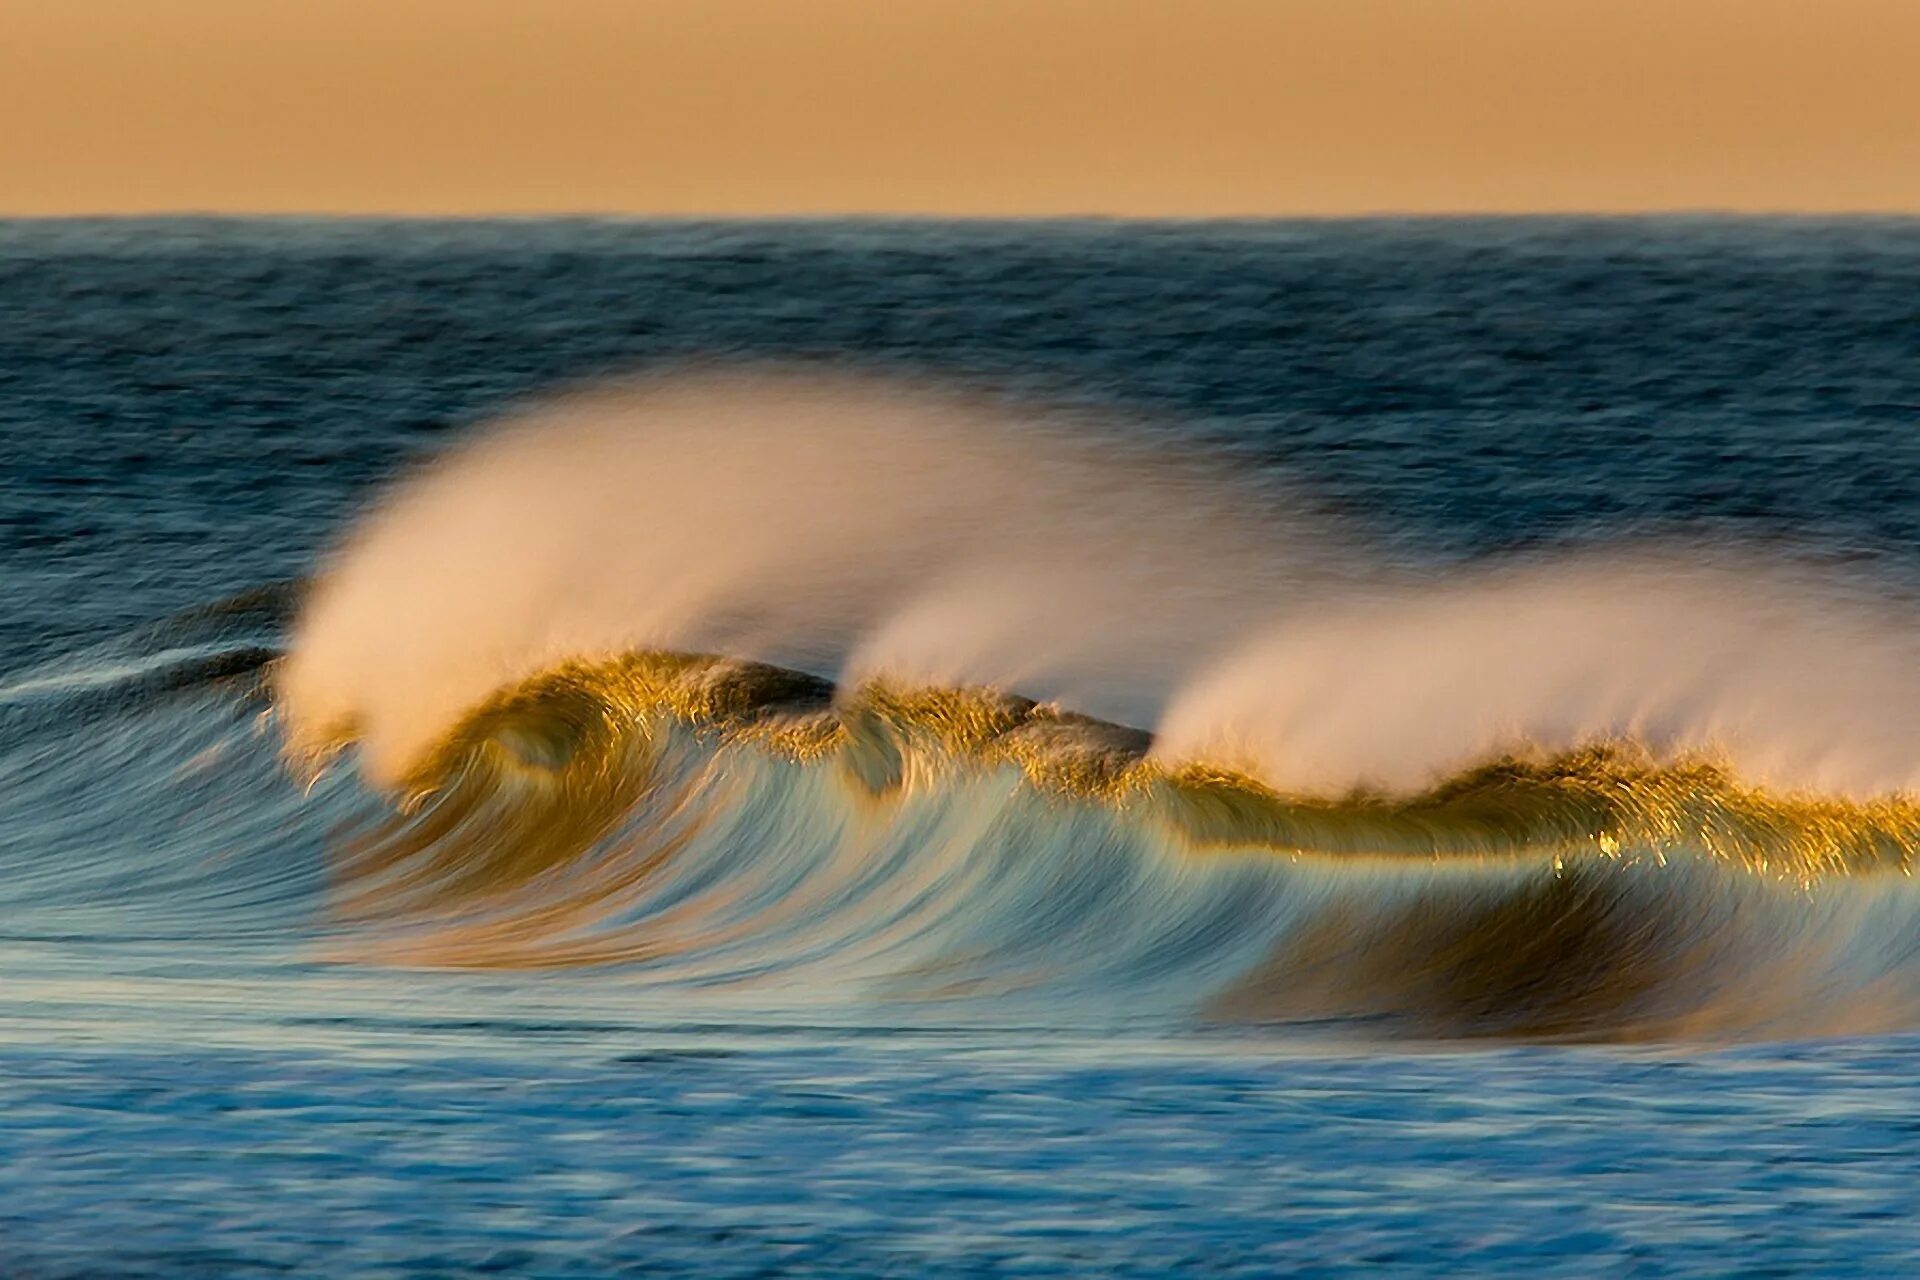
[4,0,1917,217]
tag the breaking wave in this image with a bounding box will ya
[274,647,1920,1040]
[17,370,1920,1042]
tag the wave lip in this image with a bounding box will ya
[334,649,1920,881]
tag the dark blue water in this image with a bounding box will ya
[5,218,1920,1276]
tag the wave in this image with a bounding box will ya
[242,368,1920,1040]
[319,649,1920,880]
[8,585,1919,1042]
[0,581,294,729]
[19,371,1920,1041]
[291,647,1920,1040]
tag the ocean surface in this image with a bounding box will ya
[5,217,1920,1276]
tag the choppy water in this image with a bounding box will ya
[6,217,1920,1276]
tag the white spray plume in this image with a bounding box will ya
[282,368,1920,798]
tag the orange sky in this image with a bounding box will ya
[4,0,1917,216]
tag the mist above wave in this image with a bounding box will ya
[281,368,1920,799]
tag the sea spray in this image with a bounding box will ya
[284,369,1920,802]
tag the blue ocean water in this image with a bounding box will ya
[5,217,1920,1276]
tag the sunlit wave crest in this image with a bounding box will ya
[182,367,1920,1038]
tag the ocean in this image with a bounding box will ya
[4,217,1920,1276]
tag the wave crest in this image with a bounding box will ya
[269,370,1920,1038]
[326,650,1920,887]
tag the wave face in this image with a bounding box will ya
[283,647,1920,1040]
[251,371,1920,1039]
